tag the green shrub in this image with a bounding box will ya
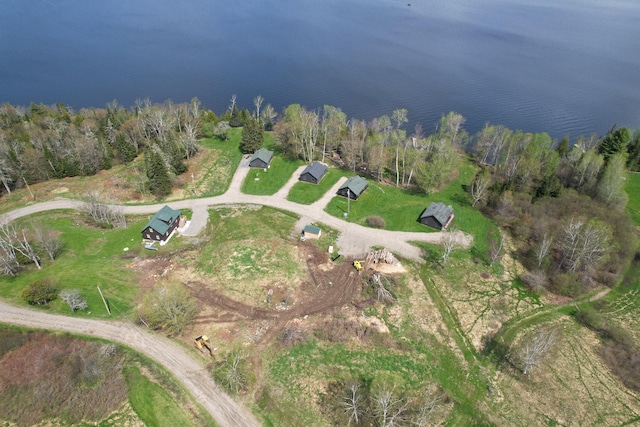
[366,216,386,229]
[21,279,58,305]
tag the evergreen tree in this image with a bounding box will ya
[146,151,171,199]
[626,130,640,171]
[115,134,138,163]
[239,108,251,126]
[599,125,631,162]
[556,136,569,157]
[229,104,242,127]
[240,119,264,154]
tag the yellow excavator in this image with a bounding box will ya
[195,335,214,357]
[353,260,365,271]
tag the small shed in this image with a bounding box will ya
[142,205,182,242]
[249,148,274,168]
[299,162,328,184]
[337,176,368,200]
[419,202,455,230]
[302,225,322,239]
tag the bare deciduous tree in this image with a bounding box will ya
[342,384,364,426]
[253,95,264,120]
[470,169,491,207]
[488,230,504,266]
[372,383,408,427]
[413,387,442,427]
[32,225,62,261]
[82,192,126,228]
[0,221,41,270]
[534,233,553,268]
[519,327,559,375]
[214,345,251,394]
[59,289,88,312]
[441,229,463,268]
[559,218,612,273]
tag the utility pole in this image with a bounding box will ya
[97,285,111,316]
[191,172,197,197]
[347,188,350,218]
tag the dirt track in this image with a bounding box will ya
[0,299,260,427]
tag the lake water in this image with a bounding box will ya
[1,0,639,139]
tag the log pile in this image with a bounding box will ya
[366,248,396,265]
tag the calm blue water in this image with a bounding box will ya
[1,0,639,139]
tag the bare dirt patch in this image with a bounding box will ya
[128,243,366,353]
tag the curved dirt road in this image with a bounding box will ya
[0,159,471,426]
[0,300,260,427]
[1,157,470,261]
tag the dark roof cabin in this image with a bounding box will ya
[419,202,455,230]
[142,205,182,242]
[337,176,368,200]
[299,162,328,184]
[249,148,274,168]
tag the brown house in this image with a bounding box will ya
[142,205,182,241]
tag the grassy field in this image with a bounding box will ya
[286,167,350,204]
[194,129,244,197]
[625,172,640,225]
[0,211,189,318]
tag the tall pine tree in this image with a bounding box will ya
[240,119,264,154]
[146,151,171,199]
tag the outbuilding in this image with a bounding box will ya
[142,205,183,242]
[299,161,328,184]
[419,202,455,230]
[249,147,274,169]
[302,225,322,239]
[337,176,368,200]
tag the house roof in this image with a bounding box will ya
[300,162,328,181]
[420,202,454,225]
[251,147,273,165]
[303,225,321,235]
[142,205,182,235]
[339,176,368,196]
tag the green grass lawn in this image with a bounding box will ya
[241,155,305,195]
[625,172,640,226]
[125,365,203,427]
[287,167,350,204]
[323,162,496,256]
[0,211,183,317]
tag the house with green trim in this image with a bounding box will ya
[337,176,368,200]
[249,147,274,169]
[142,205,183,242]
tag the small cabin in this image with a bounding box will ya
[249,148,274,169]
[302,225,322,239]
[419,202,455,230]
[142,205,182,242]
[337,176,368,200]
[299,162,328,184]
